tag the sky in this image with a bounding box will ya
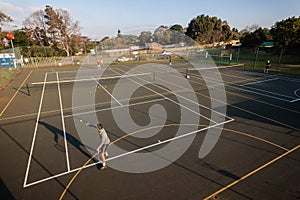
[1,0,300,39]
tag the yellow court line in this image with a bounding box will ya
[59,124,288,199]
[204,144,300,200]
[0,71,33,117]
[294,88,300,98]
[222,128,288,151]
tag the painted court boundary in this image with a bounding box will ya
[23,71,234,188]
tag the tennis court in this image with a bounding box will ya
[0,60,299,199]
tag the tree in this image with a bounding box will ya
[222,24,233,42]
[123,34,139,45]
[170,24,184,33]
[186,14,227,44]
[231,28,240,40]
[0,11,13,27]
[138,31,152,46]
[153,25,171,45]
[23,5,81,56]
[44,5,59,46]
[23,9,49,46]
[271,16,300,46]
[12,29,32,47]
[240,27,270,48]
[169,24,185,44]
[0,11,13,49]
[55,8,80,56]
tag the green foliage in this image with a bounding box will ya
[21,5,81,56]
[153,25,171,45]
[138,31,152,45]
[0,11,13,26]
[170,24,184,33]
[222,24,233,42]
[240,28,271,48]
[271,16,300,46]
[12,30,33,47]
[186,14,227,44]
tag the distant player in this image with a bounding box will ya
[97,60,101,69]
[264,60,271,74]
[86,123,110,170]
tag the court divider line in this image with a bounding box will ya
[67,97,166,118]
[241,78,279,86]
[118,65,233,121]
[189,77,300,131]
[91,76,123,106]
[291,89,300,103]
[30,72,152,85]
[290,98,300,103]
[239,85,295,101]
[204,144,300,200]
[111,68,217,124]
[23,73,48,187]
[153,65,300,130]
[173,66,300,113]
[56,72,71,172]
[197,70,299,103]
[190,71,294,102]
[122,64,300,115]
[240,84,295,99]
[57,122,295,200]
[0,88,187,121]
[24,122,228,188]
[0,70,33,117]
[187,66,300,103]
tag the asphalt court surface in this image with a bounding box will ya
[0,61,299,199]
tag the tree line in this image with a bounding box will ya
[1,7,300,57]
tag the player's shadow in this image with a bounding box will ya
[39,121,98,163]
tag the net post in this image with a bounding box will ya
[185,69,189,78]
[26,83,31,96]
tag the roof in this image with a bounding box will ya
[261,42,274,48]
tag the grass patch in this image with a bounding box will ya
[0,68,19,89]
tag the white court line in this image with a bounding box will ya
[23,73,48,188]
[187,70,300,102]
[23,119,233,188]
[240,84,296,100]
[56,72,71,172]
[189,71,294,103]
[91,76,123,106]
[242,78,279,86]
[65,97,167,118]
[112,68,217,124]
[121,66,233,121]
[188,65,234,71]
[108,119,234,161]
[290,98,300,103]
[157,78,234,121]
[30,72,152,85]
[47,68,103,74]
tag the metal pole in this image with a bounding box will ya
[254,47,259,69]
[10,39,17,68]
[277,47,284,72]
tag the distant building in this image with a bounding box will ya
[145,42,162,51]
[260,41,275,52]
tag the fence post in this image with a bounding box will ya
[253,47,259,69]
